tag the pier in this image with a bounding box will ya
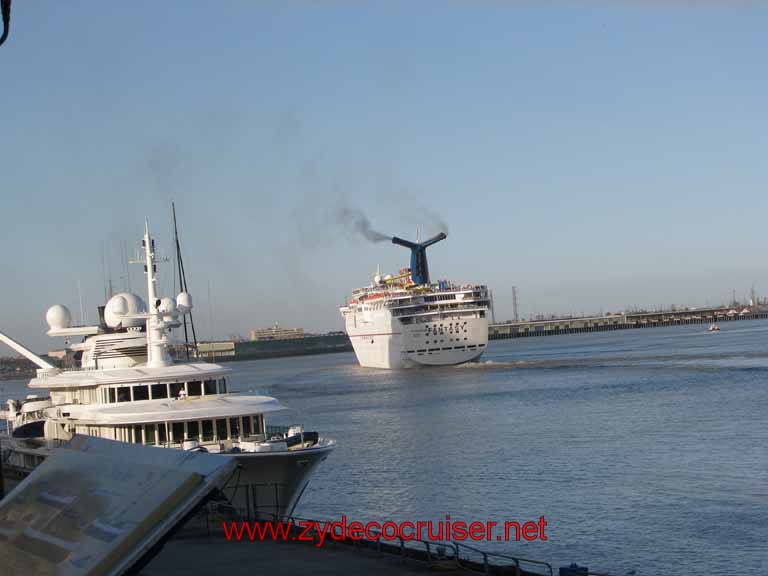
[490,306,768,340]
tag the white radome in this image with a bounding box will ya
[176,292,193,314]
[158,297,176,315]
[104,292,147,328]
[46,304,72,330]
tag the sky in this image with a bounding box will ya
[1,1,768,352]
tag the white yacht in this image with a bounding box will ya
[340,233,490,369]
[0,223,335,519]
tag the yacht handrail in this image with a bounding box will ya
[37,365,99,378]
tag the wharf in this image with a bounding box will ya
[194,334,353,362]
[144,537,446,576]
[490,306,768,340]
[144,509,556,576]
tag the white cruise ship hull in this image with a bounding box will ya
[346,312,488,369]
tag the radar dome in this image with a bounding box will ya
[46,305,72,330]
[104,292,147,328]
[158,297,176,315]
[176,292,193,314]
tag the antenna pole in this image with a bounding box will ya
[172,202,198,358]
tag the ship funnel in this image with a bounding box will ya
[391,232,447,285]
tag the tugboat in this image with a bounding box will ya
[340,233,490,369]
[0,222,335,519]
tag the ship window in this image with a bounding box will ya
[108,388,116,403]
[254,415,264,434]
[216,419,228,440]
[170,382,184,398]
[145,425,156,445]
[151,383,168,399]
[187,420,200,440]
[202,420,214,441]
[188,380,202,396]
[117,387,131,403]
[204,379,217,395]
[229,417,240,438]
[171,422,184,443]
[158,423,167,444]
[242,415,252,437]
[133,425,143,444]
[133,385,149,401]
[218,378,227,394]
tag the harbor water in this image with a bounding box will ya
[3,321,767,574]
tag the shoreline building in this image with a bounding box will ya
[249,324,305,342]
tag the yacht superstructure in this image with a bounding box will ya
[340,233,490,369]
[1,223,335,519]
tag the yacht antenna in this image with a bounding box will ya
[0,0,11,47]
[172,202,198,359]
[77,279,85,325]
[207,280,215,361]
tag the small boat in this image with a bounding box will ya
[708,323,721,332]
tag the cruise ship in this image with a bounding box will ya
[0,223,335,519]
[340,233,490,369]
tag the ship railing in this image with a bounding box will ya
[454,541,553,576]
[257,513,553,576]
[265,424,292,438]
[35,365,99,380]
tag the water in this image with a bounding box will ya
[2,322,767,574]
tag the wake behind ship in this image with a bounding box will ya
[340,233,490,369]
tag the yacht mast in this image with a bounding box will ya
[143,222,170,368]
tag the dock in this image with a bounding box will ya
[147,508,557,576]
[490,306,768,340]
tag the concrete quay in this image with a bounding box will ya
[490,306,768,340]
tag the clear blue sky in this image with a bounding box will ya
[2,1,768,351]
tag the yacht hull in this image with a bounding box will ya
[223,442,335,520]
[0,435,335,520]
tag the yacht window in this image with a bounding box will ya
[202,420,214,441]
[218,378,227,394]
[187,380,202,396]
[242,415,251,437]
[133,425,143,444]
[158,423,167,444]
[172,422,184,443]
[133,385,149,401]
[170,382,184,399]
[108,388,116,403]
[216,419,227,440]
[151,383,168,399]
[145,425,156,445]
[254,415,264,434]
[204,379,217,395]
[187,420,200,440]
[117,387,131,403]
[229,417,240,438]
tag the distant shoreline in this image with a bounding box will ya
[0,371,33,382]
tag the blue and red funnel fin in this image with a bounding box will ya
[391,232,446,285]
